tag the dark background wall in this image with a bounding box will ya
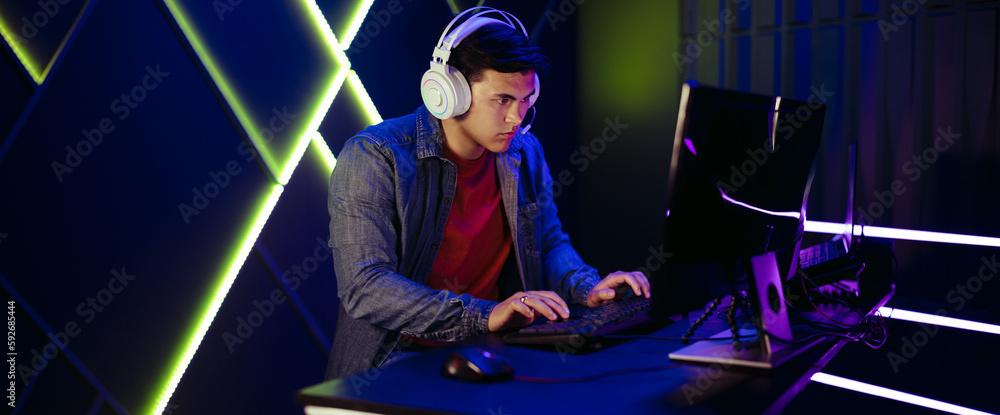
[0,0,997,414]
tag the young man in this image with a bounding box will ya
[324,7,649,379]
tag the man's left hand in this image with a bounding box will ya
[586,271,651,307]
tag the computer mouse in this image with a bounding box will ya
[441,346,514,382]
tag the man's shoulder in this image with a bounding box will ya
[351,111,420,148]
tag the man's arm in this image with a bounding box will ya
[329,136,494,341]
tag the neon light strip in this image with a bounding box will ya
[306,66,351,135]
[312,133,337,172]
[348,70,382,124]
[718,189,802,219]
[804,221,1000,248]
[153,184,284,415]
[861,225,1000,248]
[811,372,993,415]
[303,0,351,66]
[161,0,282,178]
[0,17,42,83]
[803,220,847,235]
[339,0,375,49]
[152,0,378,412]
[878,308,1000,335]
[445,0,487,15]
[285,65,350,184]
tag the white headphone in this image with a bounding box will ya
[420,7,540,124]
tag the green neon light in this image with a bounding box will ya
[150,0,391,413]
[338,0,375,49]
[312,133,337,172]
[278,130,332,184]
[162,0,338,180]
[0,1,91,84]
[276,62,347,184]
[348,70,382,124]
[445,0,487,15]
[302,0,351,67]
[305,65,351,137]
[0,19,42,83]
[151,183,284,415]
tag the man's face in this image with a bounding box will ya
[443,69,537,160]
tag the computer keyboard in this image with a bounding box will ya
[502,298,656,347]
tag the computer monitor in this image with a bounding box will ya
[653,81,826,368]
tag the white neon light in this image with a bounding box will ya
[811,372,993,415]
[718,189,801,219]
[878,308,1000,336]
[804,221,1000,248]
[803,220,849,235]
[862,225,1000,248]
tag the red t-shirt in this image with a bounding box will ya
[424,146,512,302]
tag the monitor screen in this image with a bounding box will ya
[653,81,825,317]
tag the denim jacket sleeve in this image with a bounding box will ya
[519,135,602,306]
[329,134,495,342]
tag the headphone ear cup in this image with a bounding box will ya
[449,66,472,117]
[421,65,472,119]
[421,68,455,119]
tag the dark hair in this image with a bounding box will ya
[447,23,549,84]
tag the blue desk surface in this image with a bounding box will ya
[295,292,891,415]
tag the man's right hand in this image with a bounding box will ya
[487,291,570,332]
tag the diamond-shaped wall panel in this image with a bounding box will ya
[0,0,85,83]
[163,0,340,179]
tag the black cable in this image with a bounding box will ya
[682,297,722,343]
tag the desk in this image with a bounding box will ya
[296,291,892,415]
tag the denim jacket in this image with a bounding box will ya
[324,106,601,379]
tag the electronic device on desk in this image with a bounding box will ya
[501,296,656,349]
[787,140,895,304]
[653,81,827,369]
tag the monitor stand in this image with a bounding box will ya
[668,251,824,369]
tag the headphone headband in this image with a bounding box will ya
[420,7,539,121]
[434,7,528,61]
